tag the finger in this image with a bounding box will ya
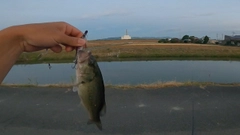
[65,46,75,52]
[65,23,84,37]
[56,34,86,47]
[50,45,62,53]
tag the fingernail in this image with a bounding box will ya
[78,38,86,45]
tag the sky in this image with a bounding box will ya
[0,0,240,40]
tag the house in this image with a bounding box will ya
[224,35,240,45]
[224,35,240,41]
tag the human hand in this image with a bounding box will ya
[13,22,86,53]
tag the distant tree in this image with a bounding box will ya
[189,36,195,43]
[170,38,180,43]
[158,39,168,43]
[163,38,170,43]
[224,41,230,46]
[195,39,203,44]
[181,35,189,40]
[225,41,239,46]
[203,36,209,44]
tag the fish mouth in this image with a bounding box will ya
[77,51,91,63]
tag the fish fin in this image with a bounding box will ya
[72,86,78,92]
[87,120,102,130]
[72,81,81,92]
[100,103,106,116]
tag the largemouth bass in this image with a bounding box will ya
[74,49,106,130]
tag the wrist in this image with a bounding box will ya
[0,25,25,52]
[0,25,25,82]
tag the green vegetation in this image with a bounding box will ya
[181,35,189,40]
[159,35,210,44]
[203,36,210,44]
[16,39,240,64]
[17,51,76,64]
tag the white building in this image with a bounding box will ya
[121,29,131,40]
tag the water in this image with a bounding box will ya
[3,60,240,85]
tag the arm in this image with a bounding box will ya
[0,27,23,83]
[0,22,86,83]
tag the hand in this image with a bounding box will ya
[16,22,86,53]
[0,22,86,83]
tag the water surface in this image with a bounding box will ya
[3,60,240,85]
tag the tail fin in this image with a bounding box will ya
[87,120,102,130]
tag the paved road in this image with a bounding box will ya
[1,86,240,135]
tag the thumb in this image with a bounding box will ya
[57,34,86,47]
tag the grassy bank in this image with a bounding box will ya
[2,81,240,89]
[17,39,240,63]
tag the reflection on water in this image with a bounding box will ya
[3,60,240,85]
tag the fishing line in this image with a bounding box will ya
[36,49,52,69]
[72,30,88,69]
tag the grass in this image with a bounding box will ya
[2,81,240,89]
[11,39,240,89]
[105,81,240,89]
[16,39,240,63]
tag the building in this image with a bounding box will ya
[224,35,240,41]
[121,29,131,40]
[224,35,240,46]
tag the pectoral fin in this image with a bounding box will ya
[72,86,78,92]
[72,81,82,92]
[72,76,80,92]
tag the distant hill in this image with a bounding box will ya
[97,37,121,40]
[96,36,172,40]
[132,37,172,39]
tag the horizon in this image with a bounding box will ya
[1,0,240,40]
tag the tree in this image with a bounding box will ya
[203,36,209,44]
[195,39,203,44]
[181,35,189,40]
[170,38,180,43]
[189,36,195,43]
[158,39,168,43]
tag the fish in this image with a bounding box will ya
[74,49,106,130]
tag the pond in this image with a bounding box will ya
[3,60,240,85]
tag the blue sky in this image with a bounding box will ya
[0,0,240,40]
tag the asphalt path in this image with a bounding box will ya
[1,86,240,135]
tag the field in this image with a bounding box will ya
[17,39,240,63]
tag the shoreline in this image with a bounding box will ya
[2,81,240,89]
[16,57,240,64]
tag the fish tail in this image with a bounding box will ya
[87,120,102,130]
